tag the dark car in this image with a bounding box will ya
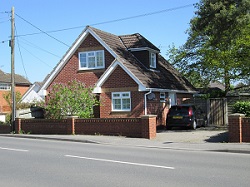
[166,104,207,130]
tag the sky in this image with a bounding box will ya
[0,0,199,84]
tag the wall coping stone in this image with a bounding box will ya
[229,113,245,117]
[141,115,157,119]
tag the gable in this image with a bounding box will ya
[102,66,138,89]
[93,60,146,93]
[40,26,117,92]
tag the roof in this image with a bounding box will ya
[226,85,250,96]
[0,69,31,85]
[90,27,196,92]
[119,33,160,51]
[40,26,196,93]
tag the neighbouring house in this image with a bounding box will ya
[39,26,196,126]
[0,69,31,122]
[195,81,225,97]
[20,82,44,103]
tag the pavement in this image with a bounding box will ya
[1,128,250,154]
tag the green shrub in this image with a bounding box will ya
[232,101,250,117]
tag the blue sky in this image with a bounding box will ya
[0,0,199,83]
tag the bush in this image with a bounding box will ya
[45,80,100,119]
[232,101,250,117]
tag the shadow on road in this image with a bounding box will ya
[205,131,229,143]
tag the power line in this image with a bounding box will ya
[15,13,70,47]
[15,24,28,79]
[15,4,194,38]
[19,37,61,58]
[19,44,54,68]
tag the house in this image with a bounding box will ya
[20,82,44,103]
[40,26,196,126]
[0,69,31,122]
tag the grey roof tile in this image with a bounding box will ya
[0,69,31,85]
[89,27,195,92]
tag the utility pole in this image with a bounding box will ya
[10,7,16,132]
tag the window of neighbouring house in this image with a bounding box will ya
[160,92,166,102]
[0,83,11,90]
[150,52,156,68]
[79,50,105,70]
[112,92,131,111]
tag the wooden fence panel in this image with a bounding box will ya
[208,98,228,126]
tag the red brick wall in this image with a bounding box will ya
[75,118,142,137]
[15,118,71,134]
[15,116,157,139]
[0,125,11,133]
[102,66,138,88]
[100,91,145,118]
[100,66,144,118]
[47,34,115,89]
[228,114,250,143]
[141,115,156,139]
[242,118,250,142]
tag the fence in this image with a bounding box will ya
[15,115,157,139]
[193,97,228,126]
[208,98,228,126]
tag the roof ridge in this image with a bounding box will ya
[88,26,119,38]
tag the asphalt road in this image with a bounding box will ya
[0,136,250,187]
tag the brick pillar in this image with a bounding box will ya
[15,118,21,134]
[141,115,157,139]
[228,114,245,143]
[66,116,76,134]
[242,118,250,142]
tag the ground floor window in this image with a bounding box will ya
[112,92,131,111]
[160,92,166,102]
[168,92,177,107]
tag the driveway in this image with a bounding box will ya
[156,127,228,143]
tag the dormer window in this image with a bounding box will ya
[79,50,105,70]
[150,52,156,68]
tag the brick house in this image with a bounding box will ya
[39,26,196,126]
[0,69,31,122]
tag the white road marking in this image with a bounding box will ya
[0,147,29,152]
[65,154,175,170]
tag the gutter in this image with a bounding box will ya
[145,87,197,94]
[144,89,152,115]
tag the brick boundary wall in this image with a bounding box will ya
[228,114,250,143]
[0,125,11,134]
[15,115,157,139]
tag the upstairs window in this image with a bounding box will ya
[79,50,105,70]
[112,92,131,111]
[0,83,11,90]
[150,52,156,68]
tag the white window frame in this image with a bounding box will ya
[150,52,156,68]
[160,92,166,102]
[78,50,105,70]
[0,83,11,90]
[112,92,131,111]
[168,92,177,107]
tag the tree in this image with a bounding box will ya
[167,0,250,93]
[45,80,100,119]
[3,91,22,110]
